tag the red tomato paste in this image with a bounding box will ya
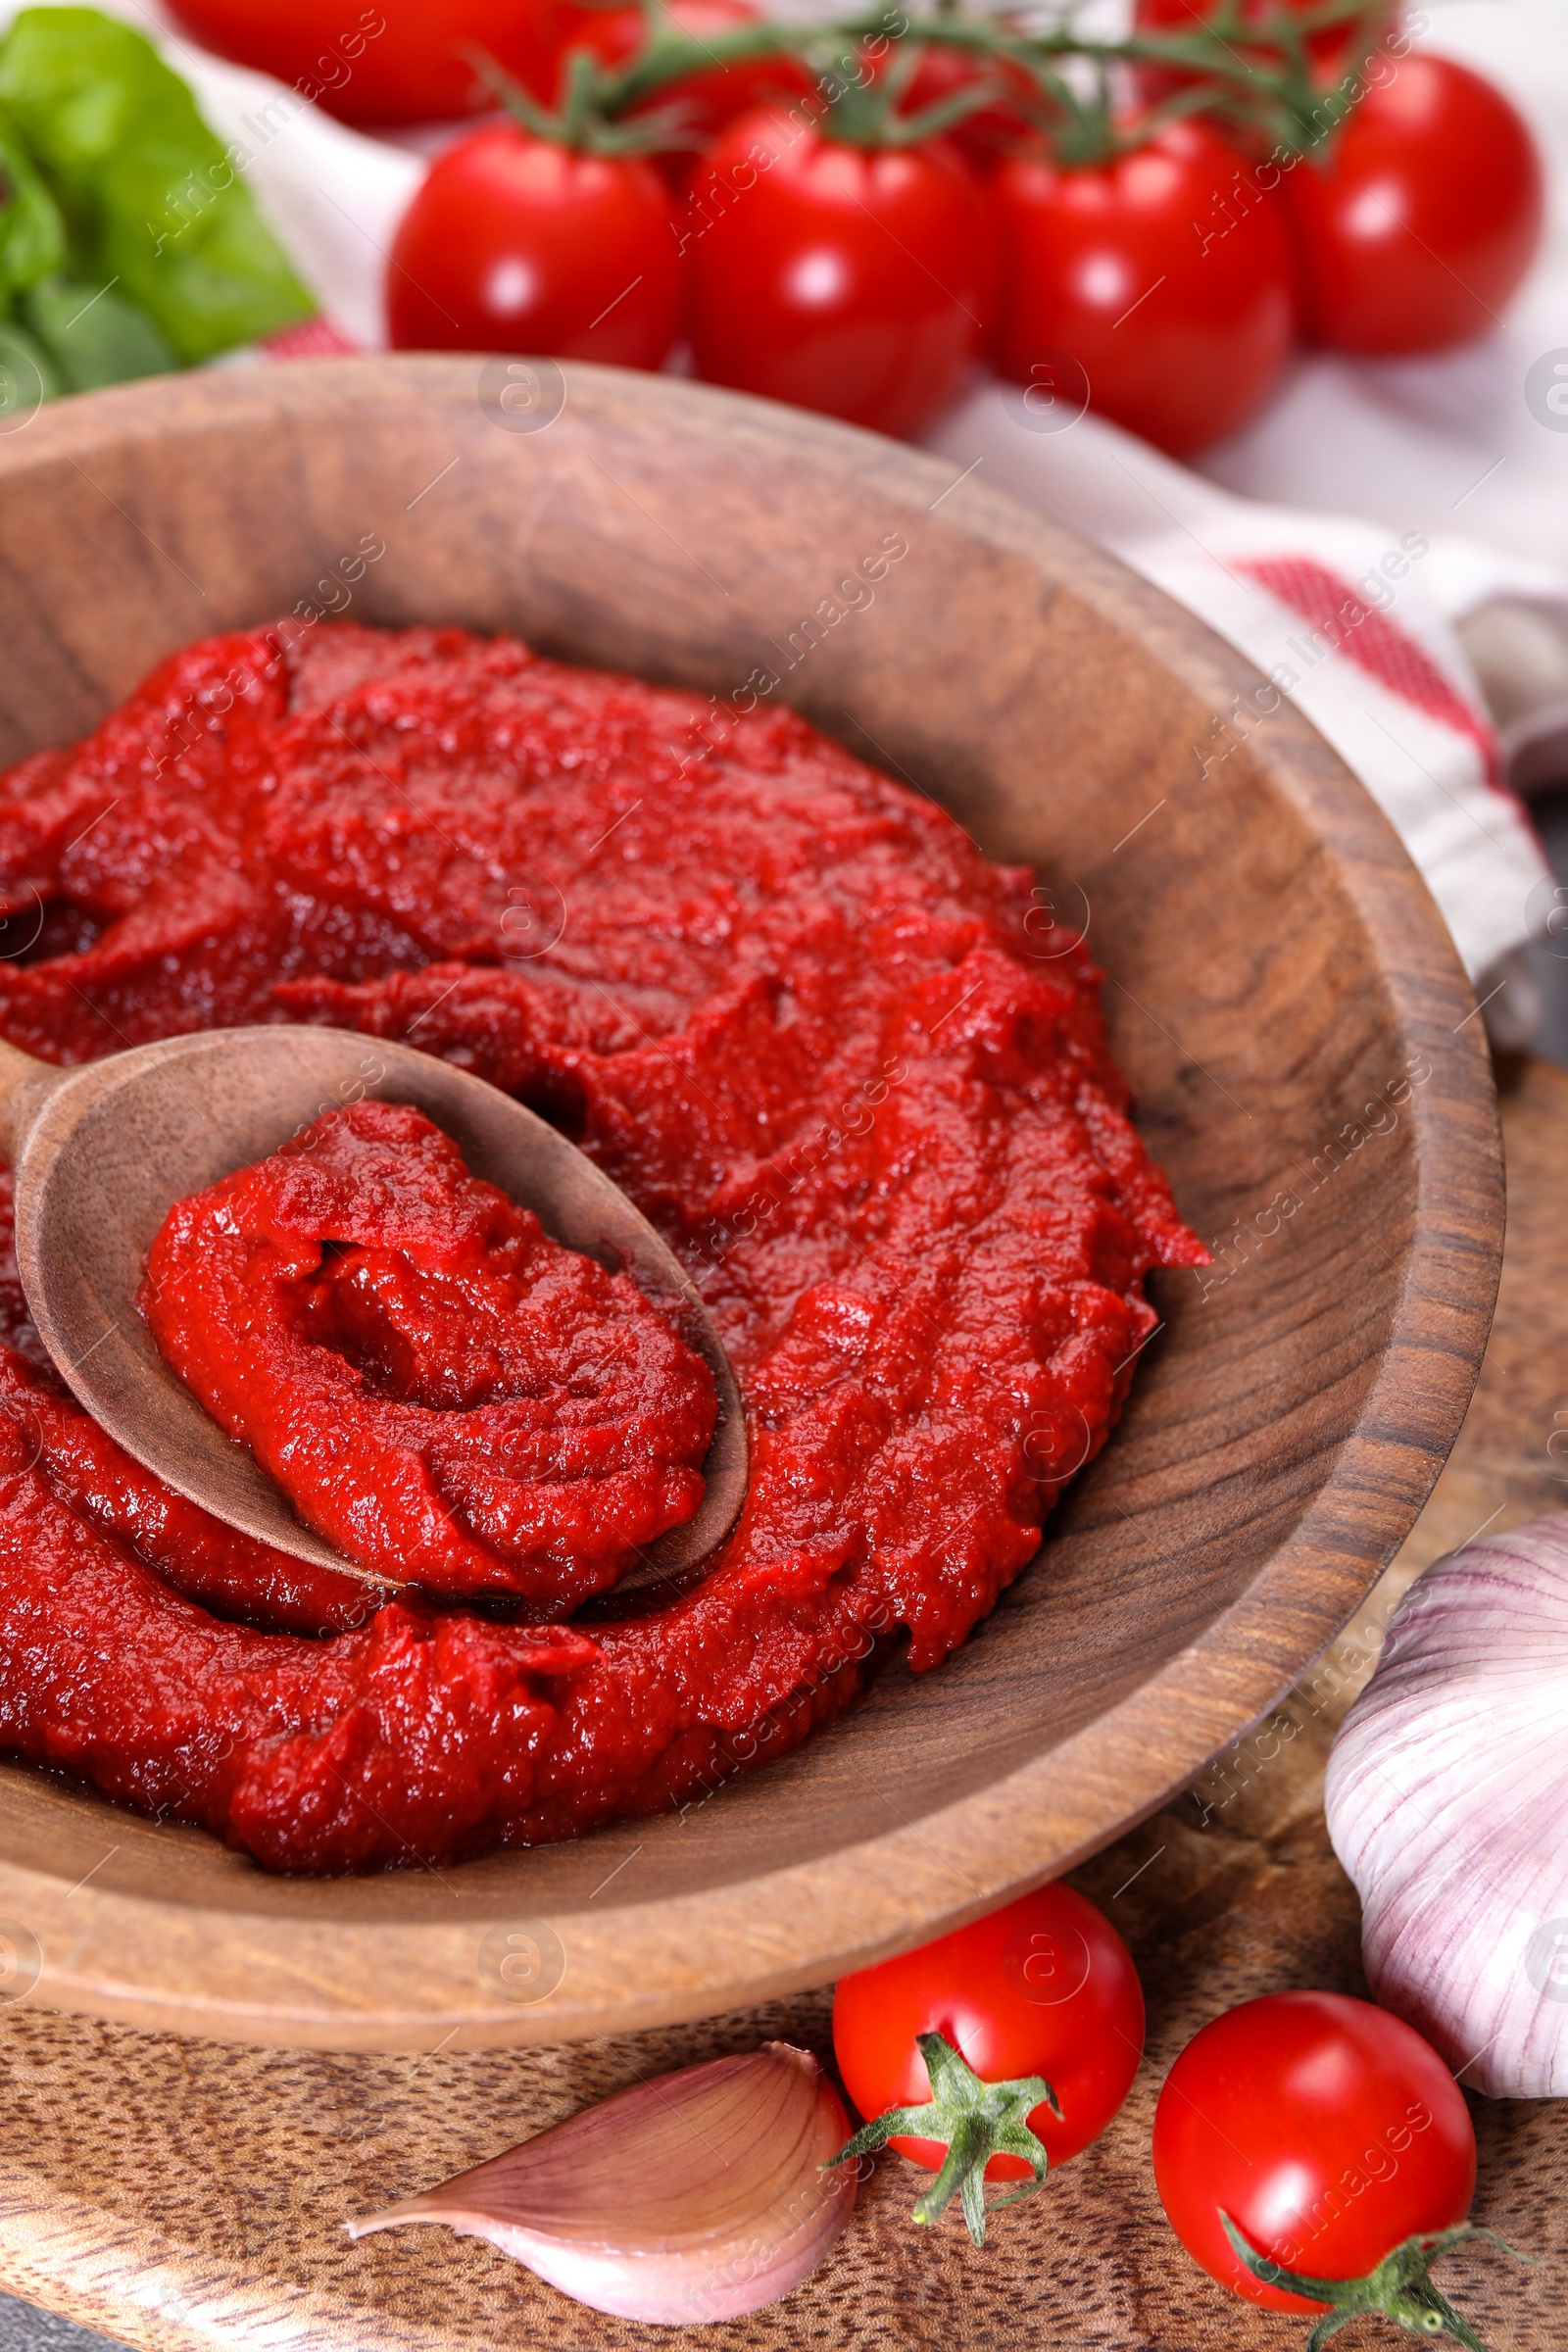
[0,621,1203,1873]
[140,1101,715,1608]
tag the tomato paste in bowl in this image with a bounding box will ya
[0,617,1203,1874]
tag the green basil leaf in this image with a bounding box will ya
[22,273,177,391]
[0,9,316,365]
[0,318,62,421]
[0,104,67,299]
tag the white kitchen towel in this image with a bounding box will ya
[17,0,1557,1030]
[920,389,1551,1010]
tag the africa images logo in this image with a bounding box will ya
[1525,349,1568,432]
[477,1921,567,2004]
[1524,1918,1568,2002]
[0,1920,40,2004]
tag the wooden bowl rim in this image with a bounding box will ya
[0,360,1502,2047]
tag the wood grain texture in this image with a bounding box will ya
[0,357,1502,2049]
[0,1059,1562,2352]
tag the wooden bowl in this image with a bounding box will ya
[0,359,1499,2050]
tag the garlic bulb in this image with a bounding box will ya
[1326,1514,1568,2098]
[347,2041,858,2325]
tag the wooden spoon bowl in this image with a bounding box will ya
[0,359,1500,2050]
[0,1026,747,1596]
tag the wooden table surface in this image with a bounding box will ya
[1,1057,1563,2352]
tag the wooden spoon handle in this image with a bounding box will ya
[0,1037,65,1167]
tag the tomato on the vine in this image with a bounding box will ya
[687,113,998,438]
[832,1882,1143,2230]
[1282,55,1544,356]
[166,0,552,125]
[1153,1993,1478,2319]
[993,119,1297,456]
[386,122,682,368]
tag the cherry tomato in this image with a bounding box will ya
[386,123,682,368]
[688,114,998,439]
[1153,1991,1476,2315]
[539,0,811,148]
[165,0,553,125]
[833,1883,1144,2180]
[993,121,1297,456]
[1282,55,1544,356]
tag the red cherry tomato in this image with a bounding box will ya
[1153,1992,1476,2315]
[688,115,997,439]
[833,1883,1144,2180]
[541,0,811,146]
[993,120,1297,456]
[1282,55,1544,356]
[386,122,682,368]
[165,0,552,125]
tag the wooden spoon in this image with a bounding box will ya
[0,1025,747,1600]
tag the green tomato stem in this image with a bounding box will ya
[823,2029,1061,2249]
[466,0,1396,165]
[1220,2212,1531,2352]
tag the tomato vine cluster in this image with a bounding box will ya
[340,0,1544,456]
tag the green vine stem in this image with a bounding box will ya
[465,42,701,154]
[471,0,1397,162]
[1220,2211,1531,2351]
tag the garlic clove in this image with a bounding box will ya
[346,2040,858,2326]
[1326,1514,1568,2099]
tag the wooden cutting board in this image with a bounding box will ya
[0,1057,1563,2352]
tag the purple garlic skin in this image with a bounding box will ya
[348,2041,858,2325]
[1326,1513,1568,2098]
